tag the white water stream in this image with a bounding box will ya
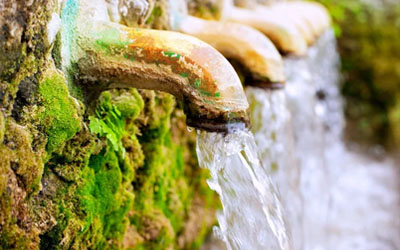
[284,31,334,250]
[246,88,303,249]
[196,129,293,250]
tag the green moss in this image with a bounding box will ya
[128,92,213,250]
[78,150,133,247]
[130,94,183,246]
[1,81,217,249]
[0,112,4,143]
[0,121,44,249]
[0,1,214,249]
[75,90,216,249]
[111,89,144,118]
[58,89,141,248]
[60,89,210,249]
[38,67,81,155]
[0,2,60,246]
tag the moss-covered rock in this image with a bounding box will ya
[38,89,217,250]
[0,0,218,249]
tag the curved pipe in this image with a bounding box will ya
[65,0,250,132]
[261,4,315,45]
[220,0,308,56]
[250,1,331,45]
[288,1,331,37]
[177,15,286,87]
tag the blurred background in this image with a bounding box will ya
[317,0,400,149]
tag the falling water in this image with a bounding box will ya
[284,37,330,250]
[196,129,293,250]
[306,29,347,188]
[307,30,344,148]
[246,88,303,249]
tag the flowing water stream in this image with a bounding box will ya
[285,46,330,250]
[196,129,293,250]
[246,88,303,249]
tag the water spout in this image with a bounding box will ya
[254,2,331,46]
[258,4,315,45]
[62,0,250,132]
[176,16,286,87]
[289,1,331,38]
[220,0,308,55]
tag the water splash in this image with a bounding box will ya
[246,88,303,249]
[196,129,293,250]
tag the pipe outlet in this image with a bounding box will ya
[63,0,250,132]
[220,0,308,56]
[177,15,286,87]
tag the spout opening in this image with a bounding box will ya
[228,59,285,90]
[247,82,285,90]
[68,1,251,134]
[186,117,250,133]
[182,93,250,133]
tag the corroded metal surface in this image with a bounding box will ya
[65,0,250,132]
